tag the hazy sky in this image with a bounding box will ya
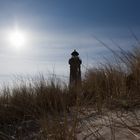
[0,0,140,83]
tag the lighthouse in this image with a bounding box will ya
[69,50,82,87]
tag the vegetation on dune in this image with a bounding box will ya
[0,45,140,139]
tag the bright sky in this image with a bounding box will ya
[0,0,140,83]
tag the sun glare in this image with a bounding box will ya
[7,28,27,50]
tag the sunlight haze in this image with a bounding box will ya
[0,0,140,83]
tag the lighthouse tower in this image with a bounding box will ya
[69,50,82,87]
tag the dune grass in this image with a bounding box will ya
[83,46,140,110]
[0,45,140,139]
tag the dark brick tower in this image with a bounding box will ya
[69,50,82,87]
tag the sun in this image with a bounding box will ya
[7,28,27,49]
